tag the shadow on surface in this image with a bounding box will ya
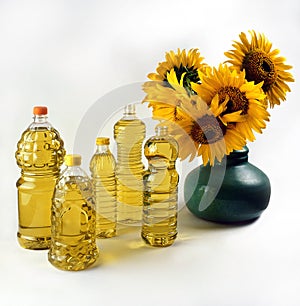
[90,206,259,269]
[92,224,163,268]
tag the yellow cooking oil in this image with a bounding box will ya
[90,137,117,238]
[15,106,65,250]
[142,126,179,247]
[48,154,99,271]
[113,104,145,224]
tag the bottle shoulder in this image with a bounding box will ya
[54,173,94,202]
[114,118,146,128]
[17,127,64,145]
[15,127,66,169]
[113,119,146,141]
[145,135,178,148]
[144,137,178,162]
[89,153,116,173]
[58,168,91,187]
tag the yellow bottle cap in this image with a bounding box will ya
[96,137,110,145]
[64,154,82,166]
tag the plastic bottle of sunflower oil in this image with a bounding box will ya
[15,106,65,250]
[48,154,99,271]
[113,104,146,224]
[90,137,117,238]
[142,126,179,247]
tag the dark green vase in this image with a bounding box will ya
[184,146,271,223]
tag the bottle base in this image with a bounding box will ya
[141,232,177,247]
[48,255,99,271]
[48,242,99,271]
[96,229,116,239]
[17,232,50,250]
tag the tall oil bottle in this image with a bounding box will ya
[113,104,145,224]
[15,106,65,250]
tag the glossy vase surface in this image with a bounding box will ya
[184,147,271,223]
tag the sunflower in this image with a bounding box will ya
[143,69,191,122]
[143,80,184,122]
[165,94,246,165]
[148,48,207,94]
[192,64,270,142]
[225,30,294,107]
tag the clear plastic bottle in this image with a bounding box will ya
[142,126,179,247]
[48,154,99,271]
[90,137,116,238]
[15,106,65,250]
[113,104,145,224]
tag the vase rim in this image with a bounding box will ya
[227,146,249,160]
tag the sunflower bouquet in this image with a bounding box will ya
[143,30,294,166]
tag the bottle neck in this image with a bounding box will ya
[29,115,52,130]
[96,144,110,154]
[34,114,48,123]
[155,126,168,137]
[122,104,137,120]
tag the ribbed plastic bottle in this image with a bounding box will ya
[90,137,116,238]
[142,126,179,247]
[15,106,65,250]
[48,154,99,271]
[113,104,145,224]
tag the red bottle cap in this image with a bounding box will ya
[33,106,48,115]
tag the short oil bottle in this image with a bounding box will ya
[48,154,99,271]
[90,137,117,238]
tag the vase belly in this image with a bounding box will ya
[184,147,271,223]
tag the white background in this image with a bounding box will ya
[1,1,300,305]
